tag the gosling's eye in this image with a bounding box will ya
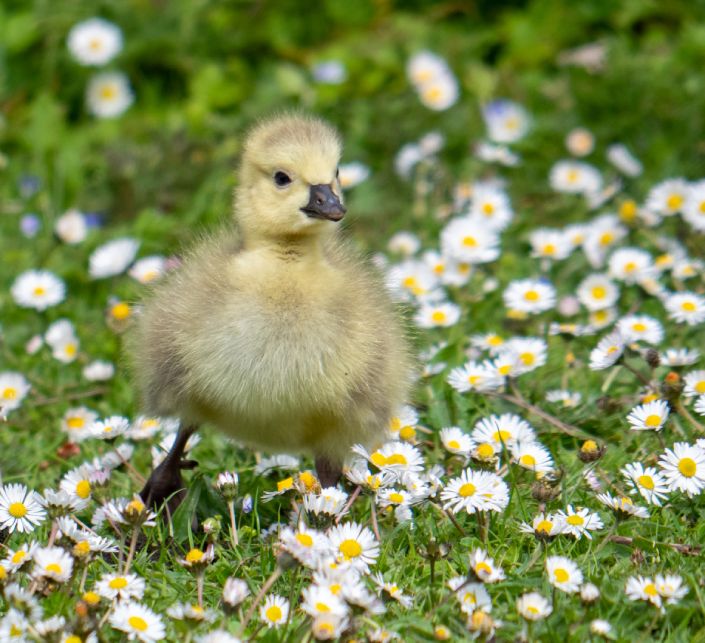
[274,171,292,187]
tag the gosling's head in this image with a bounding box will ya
[235,113,346,240]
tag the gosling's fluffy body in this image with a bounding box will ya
[132,115,411,461]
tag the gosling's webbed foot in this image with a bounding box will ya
[315,455,342,488]
[140,425,198,512]
[140,456,197,511]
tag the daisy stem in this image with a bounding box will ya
[621,359,652,387]
[117,453,146,485]
[228,500,239,548]
[476,511,488,543]
[123,526,140,574]
[370,495,381,542]
[97,599,116,630]
[240,565,282,634]
[336,485,362,524]
[675,400,705,434]
[494,391,591,439]
[79,563,89,592]
[430,501,466,536]
[47,519,58,548]
[197,571,204,608]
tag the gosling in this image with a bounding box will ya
[132,113,412,507]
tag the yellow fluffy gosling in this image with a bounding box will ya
[132,114,412,506]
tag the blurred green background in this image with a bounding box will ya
[3,0,705,250]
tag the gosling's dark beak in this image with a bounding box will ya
[301,184,346,222]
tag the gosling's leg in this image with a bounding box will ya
[315,455,342,488]
[141,424,198,510]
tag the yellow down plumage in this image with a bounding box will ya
[130,114,413,468]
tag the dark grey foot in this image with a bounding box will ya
[140,425,198,512]
[140,456,197,511]
[315,455,342,488]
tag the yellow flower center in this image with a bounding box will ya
[109,577,128,589]
[11,551,27,564]
[99,84,117,100]
[598,232,614,246]
[370,452,387,467]
[475,561,492,576]
[329,583,341,594]
[128,616,148,632]
[542,243,556,255]
[519,454,536,467]
[402,276,418,289]
[523,290,539,302]
[487,335,503,346]
[83,591,100,605]
[492,430,512,443]
[581,440,598,454]
[553,568,569,583]
[566,169,579,182]
[431,310,447,324]
[185,548,204,563]
[265,605,282,622]
[447,439,460,450]
[644,583,658,597]
[8,502,27,518]
[681,301,696,312]
[65,343,77,357]
[535,520,553,534]
[65,637,82,643]
[498,364,512,376]
[482,202,495,215]
[631,322,647,332]
[386,453,408,465]
[526,605,539,615]
[76,480,91,499]
[637,475,654,490]
[468,375,481,385]
[423,86,443,102]
[126,499,145,514]
[644,414,662,428]
[678,457,697,478]
[33,286,46,297]
[45,563,62,575]
[642,394,658,403]
[694,381,705,394]
[566,514,584,526]
[299,471,316,490]
[399,426,416,441]
[315,602,331,613]
[520,352,535,366]
[277,477,294,492]
[339,539,362,559]
[462,236,478,248]
[606,345,619,355]
[619,200,637,220]
[666,194,683,210]
[591,286,606,299]
[458,482,476,497]
[389,492,405,504]
[111,302,131,320]
[2,387,17,400]
[74,540,91,556]
[476,443,494,459]
[433,263,445,274]
[295,533,313,547]
[67,416,85,429]
[624,261,637,273]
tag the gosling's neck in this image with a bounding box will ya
[241,231,332,265]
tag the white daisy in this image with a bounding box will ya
[683,180,705,231]
[110,601,165,641]
[655,574,688,605]
[32,546,74,583]
[608,247,654,283]
[549,160,602,195]
[0,483,46,533]
[589,330,625,370]
[469,548,505,583]
[684,370,705,397]
[627,400,669,432]
[617,315,664,345]
[502,278,556,314]
[55,208,88,244]
[606,143,642,177]
[60,464,97,510]
[546,555,583,593]
[516,592,552,620]
[596,492,650,518]
[96,572,146,601]
[440,217,501,264]
[565,127,594,156]
[621,462,670,506]
[503,338,547,373]
[663,292,705,326]
[529,228,573,261]
[577,273,619,311]
[472,414,536,451]
[222,578,250,607]
[11,270,66,311]
[416,72,459,111]
[519,512,565,538]
[439,427,474,456]
[327,522,379,573]
[512,442,554,473]
[482,99,530,143]
[90,415,131,440]
[0,372,31,416]
[67,18,122,66]
[83,359,115,381]
[468,186,513,231]
[89,237,139,278]
[414,302,461,328]
[447,360,504,393]
[556,505,603,540]
[87,72,134,118]
[625,576,662,607]
[659,348,700,366]
[645,178,690,216]
[129,256,166,284]
[545,389,582,407]
[279,524,331,568]
[337,162,370,189]
[441,469,508,514]
[658,442,705,497]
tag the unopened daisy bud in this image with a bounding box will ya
[276,549,299,571]
[75,601,89,618]
[202,516,222,538]
[578,440,605,463]
[645,349,660,369]
[122,495,154,526]
[242,494,253,513]
[223,577,250,609]
[661,371,684,402]
[88,469,111,503]
[434,625,451,640]
[531,478,561,503]
[179,546,215,572]
[215,471,239,501]
[581,582,600,603]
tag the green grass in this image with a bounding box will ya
[1,1,705,641]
